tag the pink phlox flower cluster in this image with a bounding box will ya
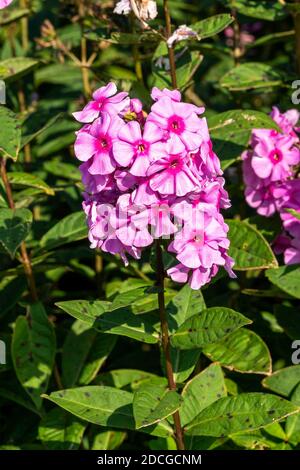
[0,0,13,9]
[74,83,235,289]
[242,106,300,265]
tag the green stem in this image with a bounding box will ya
[294,0,300,75]
[155,241,185,450]
[163,0,177,89]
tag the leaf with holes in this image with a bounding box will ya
[203,329,272,375]
[170,307,251,350]
[185,393,300,437]
[180,364,227,426]
[133,378,182,429]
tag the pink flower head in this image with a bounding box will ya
[74,112,124,175]
[271,106,300,140]
[277,179,300,238]
[251,129,300,182]
[148,137,200,197]
[113,120,166,176]
[0,0,13,8]
[148,96,204,151]
[284,236,300,265]
[73,82,129,123]
[74,84,233,288]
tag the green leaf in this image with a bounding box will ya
[227,219,278,270]
[111,285,174,315]
[191,14,234,39]
[203,329,272,375]
[262,366,300,397]
[91,430,126,450]
[220,63,283,91]
[43,159,81,182]
[38,408,86,450]
[0,57,39,82]
[208,110,280,170]
[133,378,182,429]
[170,307,251,350]
[56,300,159,344]
[40,212,87,251]
[11,302,56,409]
[180,364,227,426]
[229,0,287,21]
[286,383,300,443]
[7,172,54,196]
[21,114,63,149]
[94,369,158,390]
[0,107,21,161]
[230,423,287,450]
[0,276,27,319]
[152,43,202,90]
[0,8,30,26]
[166,285,205,382]
[0,208,32,257]
[43,386,173,437]
[185,393,300,437]
[62,319,116,387]
[0,378,41,416]
[266,265,300,299]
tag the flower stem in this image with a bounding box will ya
[163,0,177,89]
[155,241,185,450]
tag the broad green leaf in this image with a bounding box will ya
[220,63,283,91]
[0,107,21,160]
[38,408,86,450]
[0,276,26,318]
[91,430,126,450]
[11,302,56,409]
[40,211,87,251]
[286,383,300,444]
[229,0,287,21]
[152,43,202,90]
[21,114,63,148]
[185,393,300,437]
[133,378,182,429]
[7,172,54,196]
[230,423,287,450]
[43,159,81,181]
[35,63,82,87]
[262,366,300,397]
[94,369,158,390]
[170,307,251,350]
[0,57,39,82]
[56,300,159,344]
[43,386,173,437]
[111,285,175,315]
[0,208,32,257]
[167,284,206,333]
[191,14,234,39]
[166,285,205,382]
[203,329,272,375]
[266,265,300,299]
[0,8,29,26]
[227,219,278,270]
[208,110,280,170]
[0,378,41,416]
[180,364,227,426]
[62,319,116,387]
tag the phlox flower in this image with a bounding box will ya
[0,0,13,9]
[74,112,124,175]
[114,0,131,15]
[113,120,166,176]
[251,129,300,182]
[167,25,199,48]
[270,106,300,140]
[73,82,129,123]
[148,96,204,151]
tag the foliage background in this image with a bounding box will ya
[1,0,300,451]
